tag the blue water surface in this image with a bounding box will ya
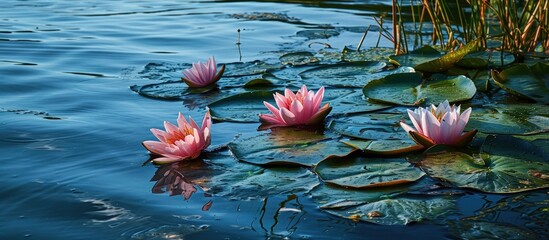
[2,0,543,239]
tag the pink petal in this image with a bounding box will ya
[153,156,183,164]
[280,107,297,125]
[406,109,423,134]
[142,141,170,156]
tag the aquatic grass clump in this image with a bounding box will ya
[390,0,549,56]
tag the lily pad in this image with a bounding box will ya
[362,73,476,105]
[449,221,538,240]
[309,176,438,209]
[279,51,319,66]
[327,112,409,140]
[456,50,515,68]
[391,41,478,73]
[491,63,549,104]
[299,61,386,87]
[315,155,425,188]
[342,139,423,155]
[224,60,282,77]
[228,128,356,167]
[134,81,220,100]
[208,88,392,123]
[389,45,441,68]
[208,91,273,122]
[296,29,340,40]
[466,103,549,135]
[211,167,319,199]
[326,197,457,225]
[421,136,549,193]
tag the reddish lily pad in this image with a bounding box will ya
[362,73,476,106]
[491,63,549,104]
[421,135,549,193]
[315,155,425,188]
[342,139,423,156]
[228,128,356,167]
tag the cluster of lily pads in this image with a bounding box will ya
[134,40,548,234]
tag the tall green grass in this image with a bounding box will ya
[389,0,548,57]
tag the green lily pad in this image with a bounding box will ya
[466,103,549,135]
[315,155,425,188]
[296,29,340,40]
[421,136,549,193]
[299,61,386,87]
[223,60,282,77]
[208,88,392,123]
[279,51,319,66]
[391,41,478,73]
[228,128,356,167]
[208,91,273,122]
[211,167,319,199]
[134,81,221,100]
[492,63,549,104]
[449,221,538,240]
[362,73,476,106]
[327,112,408,140]
[456,50,515,68]
[155,151,319,200]
[326,197,457,225]
[389,45,441,68]
[342,139,423,155]
[326,88,393,115]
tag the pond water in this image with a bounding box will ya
[1,0,547,239]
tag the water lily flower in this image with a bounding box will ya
[182,57,225,88]
[400,100,477,148]
[143,111,212,164]
[258,85,332,130]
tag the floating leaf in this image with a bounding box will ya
[299,61,386,87]
[342,139,423,155]
[279,51,319,66]
[456,50,515,68]
[362,73,476,105]
[326,88,393,115]
[449,221,538,240]
[315,155,425,188]
[466,103,549,135]
[327,112,408,140]
[224,60,282,77]
[492,63,549,104]
[211,167,319,199]
[208,88,392,123]
[208,91,273,122]
[389,46,441,68]
[326,197,456,225]
[228,128,356,167]
[310,184,408,210]
[415,40,479,72]
[421,136,549,193]
[296,29,339,40]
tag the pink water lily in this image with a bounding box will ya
[258,85,332,130]
[142,112,212,164]
[400,100,477,148]
[182,57,225,88]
